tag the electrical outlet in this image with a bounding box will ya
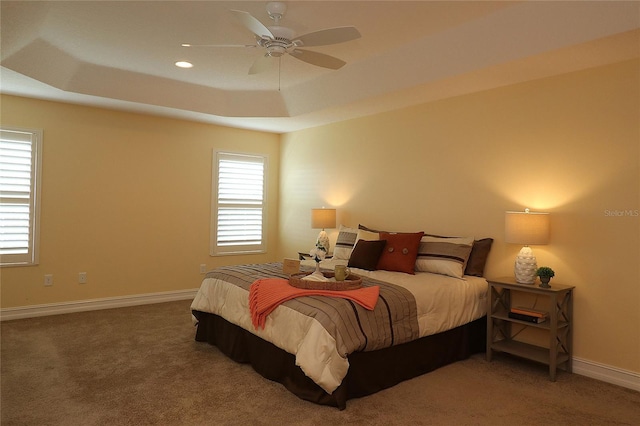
[44,274,53,286]
[200,264,207,274]
[79,272,87,284]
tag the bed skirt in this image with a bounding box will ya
[192,310,486,410]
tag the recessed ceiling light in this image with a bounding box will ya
[175,61,193,68]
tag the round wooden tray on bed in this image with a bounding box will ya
[289,272,363,291]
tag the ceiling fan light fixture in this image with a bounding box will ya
[267,46,286,57]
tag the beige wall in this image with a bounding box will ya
[0,96,280,307]
[1,59,638,375]
[278,59,639,374]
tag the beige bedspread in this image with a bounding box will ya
[191,261,488,394]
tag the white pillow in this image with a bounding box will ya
[415,236,474,278]
[356,229,379,241]
[332,225,359,260]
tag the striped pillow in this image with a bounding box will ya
[332,225,359,260]
[415,236,474,278]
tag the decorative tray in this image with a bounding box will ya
[289,272,363,291]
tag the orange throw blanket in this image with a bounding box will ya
[249,278,380,330]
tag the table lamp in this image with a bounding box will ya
[505,208,550,284]
[311,208,336,253]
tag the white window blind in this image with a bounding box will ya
[211,152,267,255]
[0,128,42,266]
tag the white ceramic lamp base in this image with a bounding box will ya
[316,230,330,254]
[514,246,537,284]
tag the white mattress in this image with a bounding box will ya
[191,260,488,394]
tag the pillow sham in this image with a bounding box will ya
[356,229,379,241]
[425,233,494,277]
[465,238,494,277]
[359,224,385,233]
[348,239,387,271]
[332,225,359,260]
[376,232,424,274]
[415,236,474,278]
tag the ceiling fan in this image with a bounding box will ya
[182,1,361,75]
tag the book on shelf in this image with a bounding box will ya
[510,307,548,318]
[508,311,548,323]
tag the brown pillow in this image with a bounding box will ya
[358,224,384,233]
[376,232,424,274]
[465,238,494,277]
[348,239,387,271]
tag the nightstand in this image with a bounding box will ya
[486,277,575,381]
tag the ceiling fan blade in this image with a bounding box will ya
[230,9,274,39]
[295,26,361,47]
[248,54,274,75]
[290,49,346,70]
[181,43,256,48]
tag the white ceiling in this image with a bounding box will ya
[2,1,639,134]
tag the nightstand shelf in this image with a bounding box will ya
[490,312,570,331]
[491,340,571,366]
[486,277,575,381]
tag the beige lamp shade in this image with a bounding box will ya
[505,210,550,245]
[505,209,550,284]
[311,208,336,230]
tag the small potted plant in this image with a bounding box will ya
[536,266,555,288]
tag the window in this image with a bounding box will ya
[211,152,267,255]
[0,128,42,266]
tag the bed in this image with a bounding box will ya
[191,227,493,409]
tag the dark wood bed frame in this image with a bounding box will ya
[192,310,486,410]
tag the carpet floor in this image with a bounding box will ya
[2,300,639,425]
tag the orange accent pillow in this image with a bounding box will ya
[376,232,424,274]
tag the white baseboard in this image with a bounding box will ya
[0,288,199,321]
[572,357,640,392]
